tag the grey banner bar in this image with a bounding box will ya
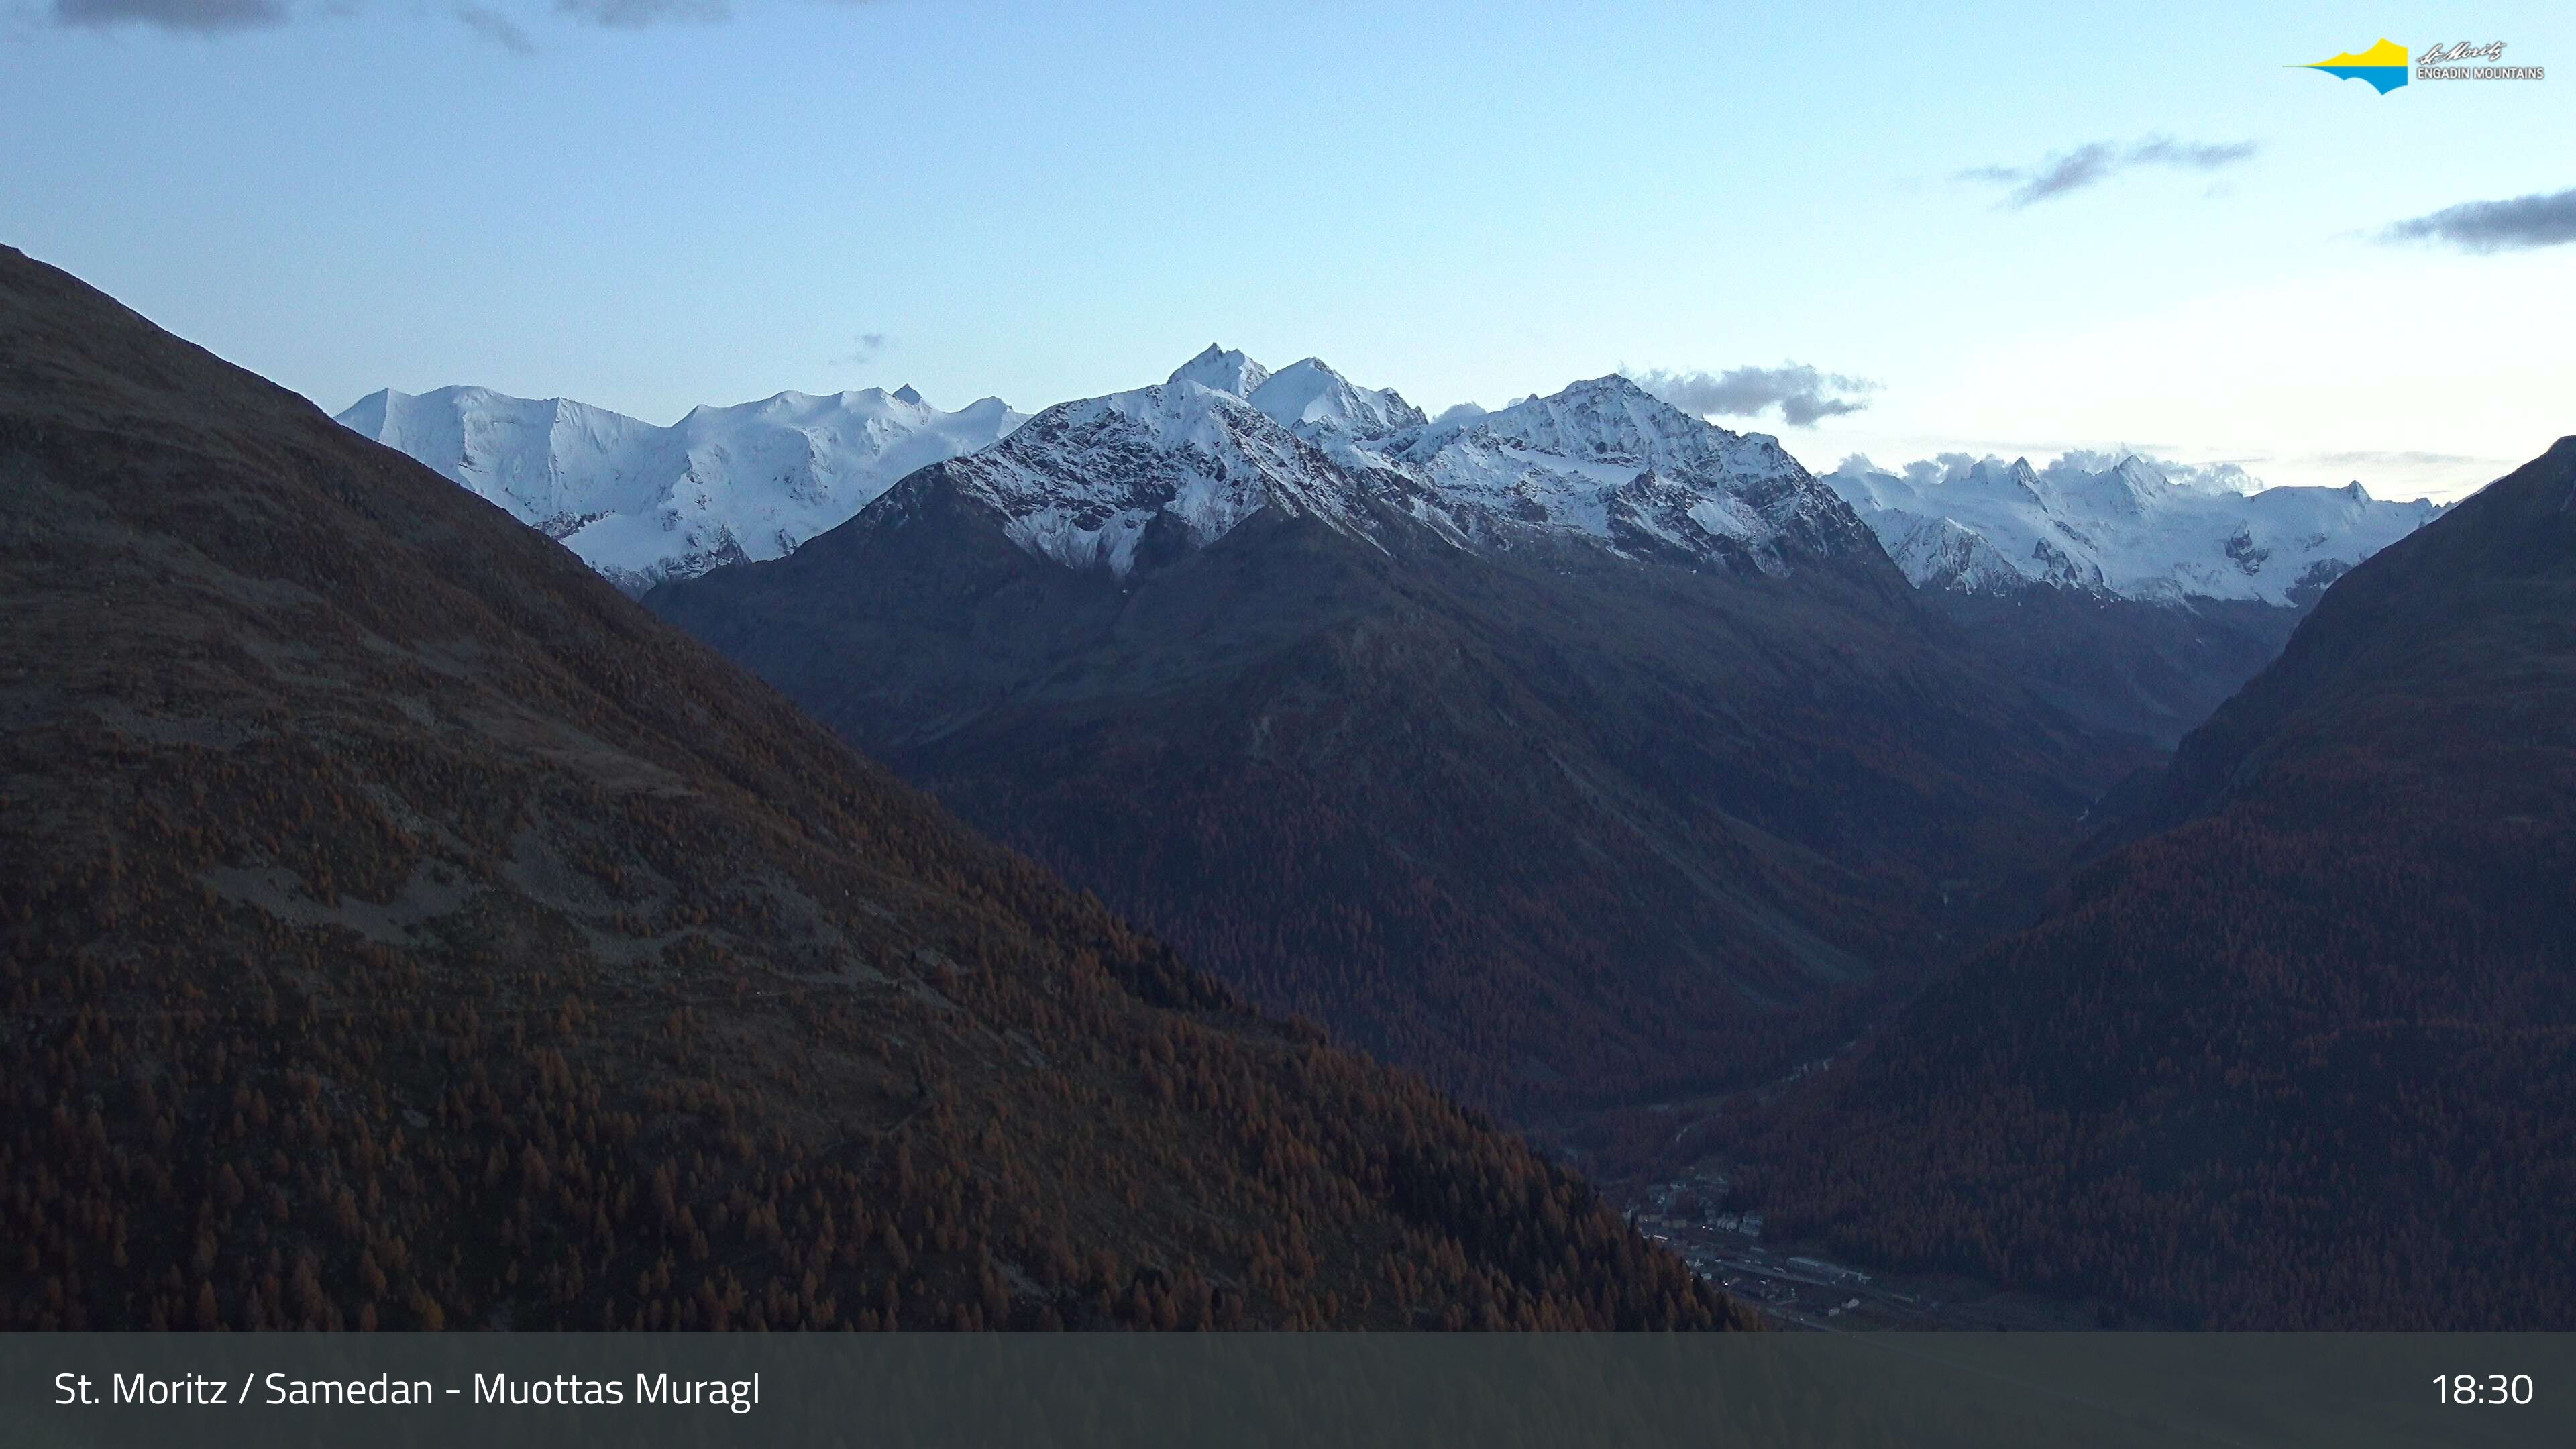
[7,1332,2569,1448]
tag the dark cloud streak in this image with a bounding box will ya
[1960,135,2259,209]
[835,331,890,368]
[555,0,727,27]
[455,3,533,50]
[49,0,748,35]
[2381,186,2576,252]
[51,0,285,30]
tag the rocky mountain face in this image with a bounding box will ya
[1733,437,2576,1328]
[647,348,2149,1114]
[335,383,1025,595]
[0,248,1746,1332]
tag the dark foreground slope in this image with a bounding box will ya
[0,246,1744,1331]
[650,462,2141,1118]
[1733,438,2576,1328]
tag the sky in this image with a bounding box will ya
[3,0,2571,501]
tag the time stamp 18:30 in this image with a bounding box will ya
[2436,1373,2536,1407]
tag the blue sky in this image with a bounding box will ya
[4,0,2570,498]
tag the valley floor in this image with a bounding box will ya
[1611,1167,2165,1332]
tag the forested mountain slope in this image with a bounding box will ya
[0,244,1743,1332]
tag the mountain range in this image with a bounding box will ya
[0,244,1743,1332]
[341,354,2440,616]
[641,347,2145,1112]
[339,358,2443,751]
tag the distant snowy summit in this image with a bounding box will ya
[1166,343,1273,400]
[335,384,1024,594]
[903,345,1874,580]
[1370,372,1876,574]
[922,364,1410,578]
[1825,453,2445,606]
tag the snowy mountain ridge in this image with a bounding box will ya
[341,350,2441,607]
[1825,452,2446,606]
[922,378,1421,576]
[918,349,1877,580]
[335,383,1025,594]
[1374,374,1878,574]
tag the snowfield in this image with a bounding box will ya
[337,384,1024,594]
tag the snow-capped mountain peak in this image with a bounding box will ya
[2033,452,2161,520]
[1358,374,1876,575]
[1245,357,1429,444]
[1429,374,1790,474]
[335,382,1025,594]
[924,377,1403,577]
[1956,456,2046,506]
[1166,344,1272,399]
[2113,454,2165,491]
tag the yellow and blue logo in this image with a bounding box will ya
[2296,38,2411,93]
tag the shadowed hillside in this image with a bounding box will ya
[0,244,1746,1332]
[1729,438,2576,1328]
